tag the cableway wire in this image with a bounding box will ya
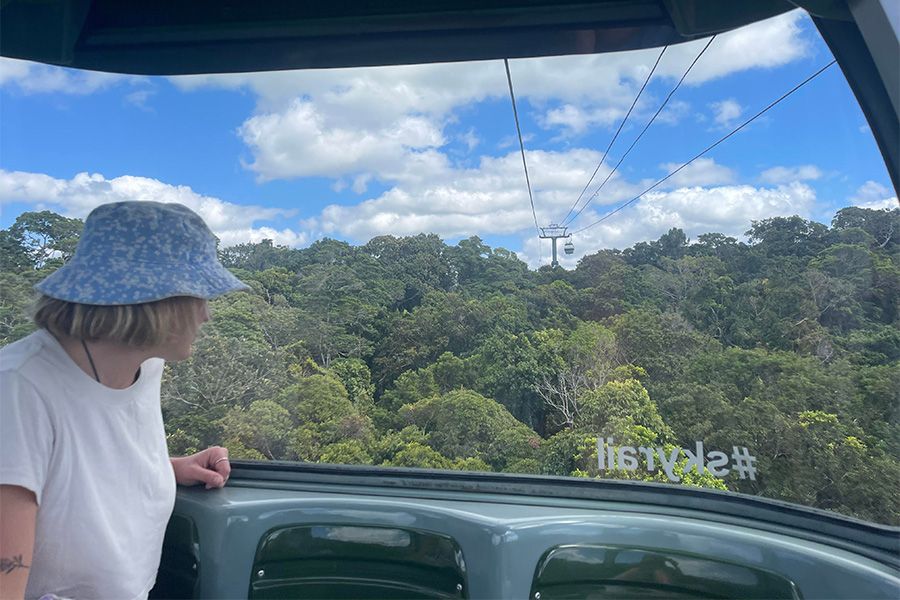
[504,58,541,237]
[560,45,668,226]
[564,35,716,227]
[571,59,838,235]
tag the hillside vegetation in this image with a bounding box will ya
[2,206,898,524]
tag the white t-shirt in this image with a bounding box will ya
[0,329,176,600]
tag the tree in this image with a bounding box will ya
[448,236,530,294]
[533,322,620,431]
[832,206,899,250]
[162,331,290,416]
[363,234,456,309]
[611,308,716,387]
[762,410,900,523]
[399,389,540,471]
[2,211,83,270]
[575,262,646,320]
[0,229,32,272]
[320,440,374,465]
[571,249,626,289]
[746,216,828,259]
[329,358,375,411]
[277,374,375,462]
[219,239,301,271]
[0,271,40,344]
[372,292,492,389]
[471,331,559,431]
[657,227,689,259]
[218,400,293,459]
[576,378,672,442]
[526,280,579,328]
[294,264,381,366]
[385,442,454,469]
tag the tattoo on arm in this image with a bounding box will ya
[1,554,30,574]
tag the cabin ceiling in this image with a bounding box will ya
[1,0,797,75]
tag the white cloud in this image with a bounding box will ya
[659,10,811,85]
[520,182,817,268]
[850,180,898,210]
[710,99,743,127]
[276,143,814,270]
[458,129,480,152]
[124,89,156,111]
[175,13,808,105]
[167,10,813,182]
[216,227,307,248]
[0,170,307,248]
[760,165,823,184]
[238,99,446,182]
[0,58,30,85]
[172,11,810,118]
[0,57,138,95]
[541,104,626,135]
[659,158,736,187]
[171,61,501,121]
[305,148,645,242]
[654,99,692,125]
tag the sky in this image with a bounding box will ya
[0,9,896,269]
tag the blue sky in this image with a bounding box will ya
[0,9,895,268]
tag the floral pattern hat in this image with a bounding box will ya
[35,201,250,305]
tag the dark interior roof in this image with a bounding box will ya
[1,0,796,75]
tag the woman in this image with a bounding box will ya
[0,201,249,599]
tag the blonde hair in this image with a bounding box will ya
[32,295,204,348]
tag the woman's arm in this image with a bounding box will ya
[0,485,37,600]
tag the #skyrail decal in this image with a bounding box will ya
[597,438,757,482]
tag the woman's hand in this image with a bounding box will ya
[170,446,231,489]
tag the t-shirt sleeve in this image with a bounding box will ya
[0,373,54,505]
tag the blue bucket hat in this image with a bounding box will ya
[35,201,250,305]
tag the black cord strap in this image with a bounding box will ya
[81,339,101,383]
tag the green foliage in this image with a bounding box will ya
[4,207,898,525]
[369,426,431,464]
[612,308,715,385]
[219,239,301,271]
[380,366,439,412]
[1,211,83,271]
[371,290,533,390]
[162,330,290,415]
[832,207,899,250]
[320,440,374,465]
[218,400,293,459]
[747,216,829,258]
[379,351,480,414]
[448,236,530,294]
[385,442,453,469]
[577,379,672,442]
[470,331,559,430]
[329,358,376,410]
[399,389,540,470]
[166,429,201,457]
[540,428,590,476]
[0,271,40,345]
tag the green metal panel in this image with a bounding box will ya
[150,514,200,600]
[249,524,467,599]
[531,544,801,600]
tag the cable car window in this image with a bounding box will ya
[1,7,897,528]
